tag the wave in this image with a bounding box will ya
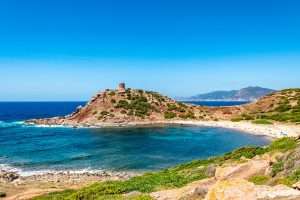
[0,120,76,129]
[0,121,25,128]
[0,163,112,177]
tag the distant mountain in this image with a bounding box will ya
[182,87,276,101]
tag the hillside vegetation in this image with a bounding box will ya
[33,137,300,200]
[28,87,300,126]
[232,89,300,124]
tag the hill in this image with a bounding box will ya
[27,85,300,126]
[234,88,300,123]
[183,86,275,101]
[28,84,215,126]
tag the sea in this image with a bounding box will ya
[0,101,269,175]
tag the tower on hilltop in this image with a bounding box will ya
[118,82,126,93]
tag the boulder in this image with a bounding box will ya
[292,181,300,190]
[215,158,269,180]
[205,178,300,200]
[151,178,216,200]
[205,179,256,200]
[256,184,300,200]
[124,191,142,198]
[0,170,19,183]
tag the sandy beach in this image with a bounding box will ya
[31,120,300,139]
[168,120,300,139]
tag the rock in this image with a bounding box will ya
[205,164,216,177]
[215,158,269,180]
[151,178,216,200]
[124,191,142,198]
[205,178,300,200]
[0,170,19,183]
[282,147,300,174]
[292,181,300,190]
[256,184,300,200]
[205,179,256,200]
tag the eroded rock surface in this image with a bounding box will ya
[205,178,300,200]
[215,158,270,180]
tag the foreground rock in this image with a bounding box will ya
[215,157,270,180]
[0,171,19,183]
[205,178,300,200]
[151,158,271,200]
[0,170,137,199]
[151,178,216,200]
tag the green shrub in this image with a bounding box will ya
[116,100,130,109]
[111,99,116,104]
[109,91,116,96]
[287,169,300,184]
[177,102,187,108]
[101,111,109,116]
[271,161,284,176]
[249,175,270,185]
[164,112,176,119]
[267,137,297,152]
[179,111,195,119]
[0,192,6,198]
[252,119,273,125]
[167,103,177,111]
[274,104,292,112]
[223,146,267,160]
[231,117,243,122]
[241,114,255,120]
[128,110,134,116]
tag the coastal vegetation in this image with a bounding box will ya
[33,137,300,200]
[252,119,273,124]
[28,85,300,127]
[231,88,300,124]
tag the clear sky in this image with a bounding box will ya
[0,0,299,101]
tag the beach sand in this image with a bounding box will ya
[55,120,300,139]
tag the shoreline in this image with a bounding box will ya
[0,168,138,200]
[4,119,296,178]
[27,120,300,139]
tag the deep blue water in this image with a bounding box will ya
[183,101,249,107]
[0,102,269,174]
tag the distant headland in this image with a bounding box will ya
[178,86,275,101]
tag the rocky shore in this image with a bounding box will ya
[0,169,137,200]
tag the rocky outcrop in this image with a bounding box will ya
[215,158,270,180]
[0,170,19,183]
[205,179,300,200]
[151,178,216,200]
[151,158,271,200]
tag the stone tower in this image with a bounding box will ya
[118,82,126,93]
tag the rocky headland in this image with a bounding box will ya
[26,84,300,138]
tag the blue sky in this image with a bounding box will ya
[0,0,300,101]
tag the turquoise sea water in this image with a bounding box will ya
[0,102,269,175]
